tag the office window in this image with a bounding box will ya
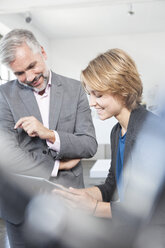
[0,34,15,85]
[0,64,15,85]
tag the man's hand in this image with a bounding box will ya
[14,116,55,143]
[59,159,80,170]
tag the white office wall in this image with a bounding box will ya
[50,32,165,143]
[1,13,164,144]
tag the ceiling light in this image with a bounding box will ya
[128,3,135,15]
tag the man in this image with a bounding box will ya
[0,29,97,247]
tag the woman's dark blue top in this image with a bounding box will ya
[116,129,127,201]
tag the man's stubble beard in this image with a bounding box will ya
[18,72,49,93]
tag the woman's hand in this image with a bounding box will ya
[59,159,80,170]
[53,187,97,214]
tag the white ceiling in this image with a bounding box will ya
[0,0,165,39]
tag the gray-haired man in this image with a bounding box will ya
[0,29,97,247]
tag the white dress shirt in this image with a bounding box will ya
[34,71,60,176]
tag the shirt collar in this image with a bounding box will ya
[45,70,51,93]
[48,70,52,86]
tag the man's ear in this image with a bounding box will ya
[40,46,47,60]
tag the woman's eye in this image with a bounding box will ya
[96,95,102,98]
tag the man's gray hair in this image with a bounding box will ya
[0,29,41,66]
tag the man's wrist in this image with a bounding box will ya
[47,129,56,143]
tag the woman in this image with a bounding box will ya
[55,48,155,218]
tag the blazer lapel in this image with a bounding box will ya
[18,89,43,123]
[124,122,135,167]
[49,73,63,130]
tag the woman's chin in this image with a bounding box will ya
[98,115,106,121]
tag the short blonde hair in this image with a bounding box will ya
[81,48,143,110]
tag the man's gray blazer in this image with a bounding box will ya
[0,72,97,223]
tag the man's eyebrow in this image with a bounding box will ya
[26,61,37,70]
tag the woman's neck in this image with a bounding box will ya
[116,108,131,136]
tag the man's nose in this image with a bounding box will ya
[25,70,35,82]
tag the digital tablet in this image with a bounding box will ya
[12,174,70,196]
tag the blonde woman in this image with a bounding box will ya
[55,48,156,218]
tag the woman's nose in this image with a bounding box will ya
[89,95,96,107]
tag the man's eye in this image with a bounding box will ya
[96,95,102,98]
[15,72,24,76]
